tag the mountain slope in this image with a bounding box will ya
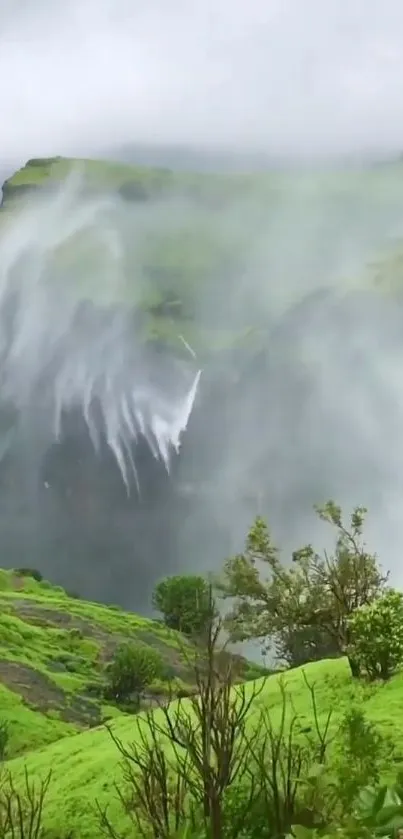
[4,656,403,838]
[0,569,265,760]
[2,156,403,362]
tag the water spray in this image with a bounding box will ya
[0,172,201,492]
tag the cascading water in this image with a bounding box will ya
[0,171,201,492]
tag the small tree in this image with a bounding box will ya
[347,589,403,681]
[276,623,340,669]
[152,574,215,637]
[98,587,342,839]
[219,501,388,677]
[99,586,268,839]
[105,643,163,707]
[0,767,51,839]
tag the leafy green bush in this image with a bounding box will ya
[347,589,403,680]
[333,706,393,811]
[152,574,215,636]
[288,773,403,839]
[104,643,163,707]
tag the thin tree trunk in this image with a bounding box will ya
[347,655,360,678]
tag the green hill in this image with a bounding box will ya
[0,569,265,760]
[2,156,403,836]
[4,654,403,838]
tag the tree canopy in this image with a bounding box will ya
[219,501,389,673]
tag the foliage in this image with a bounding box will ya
[0,723,8,763]
[99,587,267,839]
[0,566,210,759]
[104,643,164,707]
[332,705,394,811]
[100,587,391,839]
[219,501,388,675]
[276,624,340,669]
[13,567,43,582]
[0,767,52,839]
[152,575,216,637]
[347,589,403,681]
[288,775,403,839]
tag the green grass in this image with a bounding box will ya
[0,570,267,762]
[0,683,75,757]
[4,655,403,838]
[0,570,199,754]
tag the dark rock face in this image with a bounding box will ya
[0,287,402,611]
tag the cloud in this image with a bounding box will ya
[1,0,403,166]
[2,0,403,629]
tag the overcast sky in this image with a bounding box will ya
[1,0,403,169]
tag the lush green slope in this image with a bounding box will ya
[5,656,403,838]
[0,569,265,760]
[2,157,403,834]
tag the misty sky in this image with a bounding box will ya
[1,0,403,168]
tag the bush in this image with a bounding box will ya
[333,706,393,811]
[347,589,403,680]
[105,643,163,707]
[0,767,52,838]
[13,567,43,582]
[152,574,215,636]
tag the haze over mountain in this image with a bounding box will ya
[1,2,403,617]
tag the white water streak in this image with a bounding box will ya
[0,173,201,490]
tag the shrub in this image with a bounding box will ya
[99,596,342,839]
[347,588,403,680]
[13,567,43,582]
[333,706,393,811]
[0,767,52,838]
[152,574,215,636]
[105,643,163,707]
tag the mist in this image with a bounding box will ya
[2,0,403,166]
[0,164,403,609]
[1,2,403,613]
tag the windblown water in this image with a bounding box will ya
[0,174,201,492]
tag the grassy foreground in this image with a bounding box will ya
[3,563,403,836]
[4,655,403,837]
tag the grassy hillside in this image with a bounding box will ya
[0,569,265,760]
[2,159,403,835]
[4,655,403,837]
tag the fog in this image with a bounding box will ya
[1,2,403,615]
[1,167,403,608]
[1,0,403,166]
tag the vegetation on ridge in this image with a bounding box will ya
[3,156,403,359]
[0,568,265,761]
[2,153,403,835]
[2,501,403,837]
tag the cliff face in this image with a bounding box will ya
[1,157,403,611]
[0,284,399,612]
